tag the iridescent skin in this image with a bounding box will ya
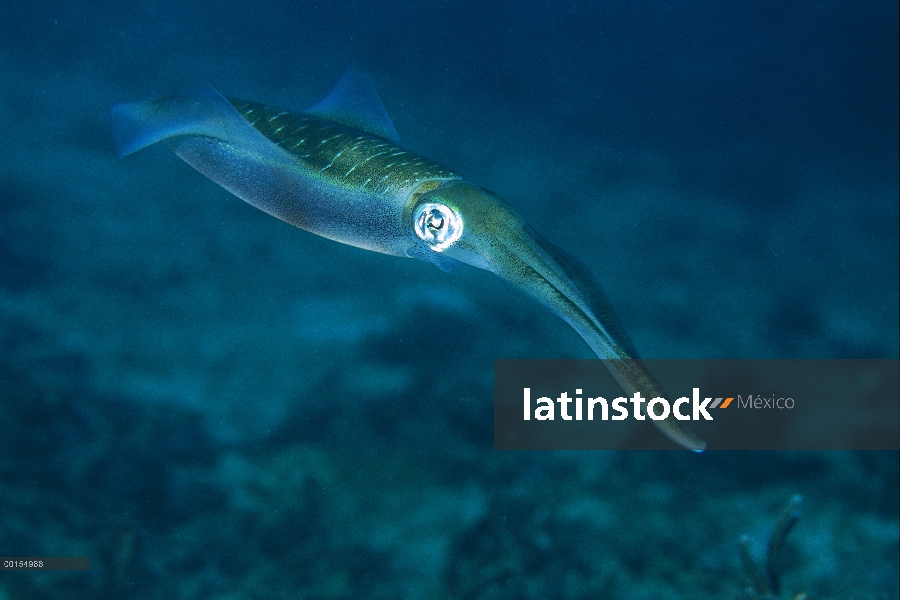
[229,99,459,195]
[111,77,705,451]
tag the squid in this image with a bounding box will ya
[111,71,705,451]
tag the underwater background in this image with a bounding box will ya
[0,0,897,598]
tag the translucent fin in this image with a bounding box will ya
[109,85,344,236]
[110,85,253,157]
[306,70,401,144]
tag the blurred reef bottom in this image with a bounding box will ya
[0,319,897,599]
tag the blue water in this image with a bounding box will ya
[0,1,897,598]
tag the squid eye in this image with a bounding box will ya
[426,212,444,231]
[413,203,463,251]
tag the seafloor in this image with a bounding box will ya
[1,1,898,598]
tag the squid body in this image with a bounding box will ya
[111,71,705,451]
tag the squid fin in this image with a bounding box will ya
[306,70,401,144]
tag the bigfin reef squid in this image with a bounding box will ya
[110,71,706,452]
